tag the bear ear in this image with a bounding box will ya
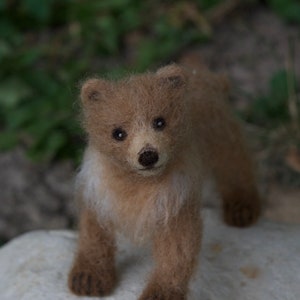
[80,78,110,104]
[156,64,187,89]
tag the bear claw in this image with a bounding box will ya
[69,268,116,296]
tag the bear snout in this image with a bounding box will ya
[138,149,159,168]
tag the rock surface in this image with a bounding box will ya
[0,148,75,241]
[0,209,299,300]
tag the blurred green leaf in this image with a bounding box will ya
[4,106,34,130]
[268,0,300,23]
[244,70,299,128]
[22,0,55,22]
[0,79,32,108]
[0,40,11,60]
[34,131,67,161]
[197,0,223,10]
[19,48,42,67]
[270,70,289,101]
[0,2,5,11]
[0,131,18,151]
[0,19,19,40]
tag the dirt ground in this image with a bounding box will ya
[0,5,299,242]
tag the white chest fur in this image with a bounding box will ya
[77,147,201,241]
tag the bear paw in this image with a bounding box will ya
[223,196,261,227]
[138,285,186,300]
[68,267,116,296]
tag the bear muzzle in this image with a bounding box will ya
[138,147,159,169]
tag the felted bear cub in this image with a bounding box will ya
[68,64,261,300]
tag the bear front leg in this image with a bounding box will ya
[68,209,117,296]
[139,205,202,300]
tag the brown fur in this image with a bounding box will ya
[68,209,117,296]
[68,64,261,299]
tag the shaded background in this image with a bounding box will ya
[0,0,299,245]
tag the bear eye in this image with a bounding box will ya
[152,117,166,131]
[112,127,127,141]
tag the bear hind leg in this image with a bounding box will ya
[220,184,261,227]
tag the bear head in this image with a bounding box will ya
[80,64,189,177]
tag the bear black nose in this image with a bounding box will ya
[138,150,159,168]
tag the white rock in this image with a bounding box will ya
[0,209,299,300]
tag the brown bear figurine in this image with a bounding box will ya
[68,64,261,300]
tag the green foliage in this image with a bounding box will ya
[198,0,223,10]
[267,0,300,23]
[0,0,219,163]
[0,0,297,164]
[244,70,299,128]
